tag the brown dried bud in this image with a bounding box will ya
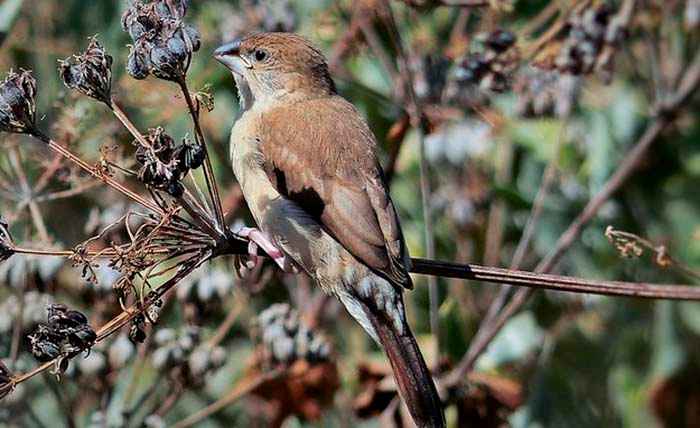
[58,37,113,105]
[0,70,38,135]
[122,0,200,82]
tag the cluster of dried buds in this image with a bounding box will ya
[150,326,226,386]
[135,127,205,197]
[455,30,519,92]
[514,67,581,118]
[0,70,39,137]
[128,296,164,343]
[27,304,96,367]
[548,2,622,77]
[122,0,201,81]
[257,304,332,365]
[58,37,113,105]
[0,217,14,263]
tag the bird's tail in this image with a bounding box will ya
[363,302,445,428]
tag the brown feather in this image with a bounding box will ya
[258,95,413,289]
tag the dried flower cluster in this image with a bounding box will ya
[257,303,332,365]
[151,326,226,386]
[0,361,11,400]
[135,127,205,197]
[455,30,519,92]
[0,70,38,136]
[0,217,14,263]
[553,3,616,75]
[58,37,113,105]
[28,304,96,369]
[514,67,581,118]
[122,0,201,81]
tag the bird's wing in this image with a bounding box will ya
[258,96,412,289]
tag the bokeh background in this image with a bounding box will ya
[0,0,699,427]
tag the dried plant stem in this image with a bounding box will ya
[171,367,285,428]
[30,132,164,215]
[410,258,700,300]
[447,49,700,382]
[178,80,226,231]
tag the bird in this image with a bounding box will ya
[214,32,445,427]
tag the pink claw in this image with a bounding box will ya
[236,227,298,273]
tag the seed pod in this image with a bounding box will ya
[28,324,62,362]
[68,324,97,349]
[127,41,152,80]
[177,140,204,170]
[0,70,38,135]
[183,25,201,52]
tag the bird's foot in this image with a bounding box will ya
[236,227,299,274]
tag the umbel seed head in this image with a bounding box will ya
[0,69,38,135]
[59,37,113,105]
[122,0,201,82]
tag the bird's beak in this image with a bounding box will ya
[214,39,251,76]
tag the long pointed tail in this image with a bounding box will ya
[364,304,445,427]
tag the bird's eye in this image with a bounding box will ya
[253,49,268,62]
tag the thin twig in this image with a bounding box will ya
[171,367,285,428]
[448,49,700,382]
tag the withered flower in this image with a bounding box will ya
[0,217,15,263]
[58,37,113,105]
[122,0,201,82]
[0,70,39,136]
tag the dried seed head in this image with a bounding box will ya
[58,37,113,105]
[28,304,96,364]
[0,70,38,136]
[0,217,15,263]
[135,128,202,197]
[0,360,12,400]
[122,0,200,82]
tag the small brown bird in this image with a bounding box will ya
[215,33,444,427]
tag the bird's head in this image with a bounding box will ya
[214,32,336,109]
